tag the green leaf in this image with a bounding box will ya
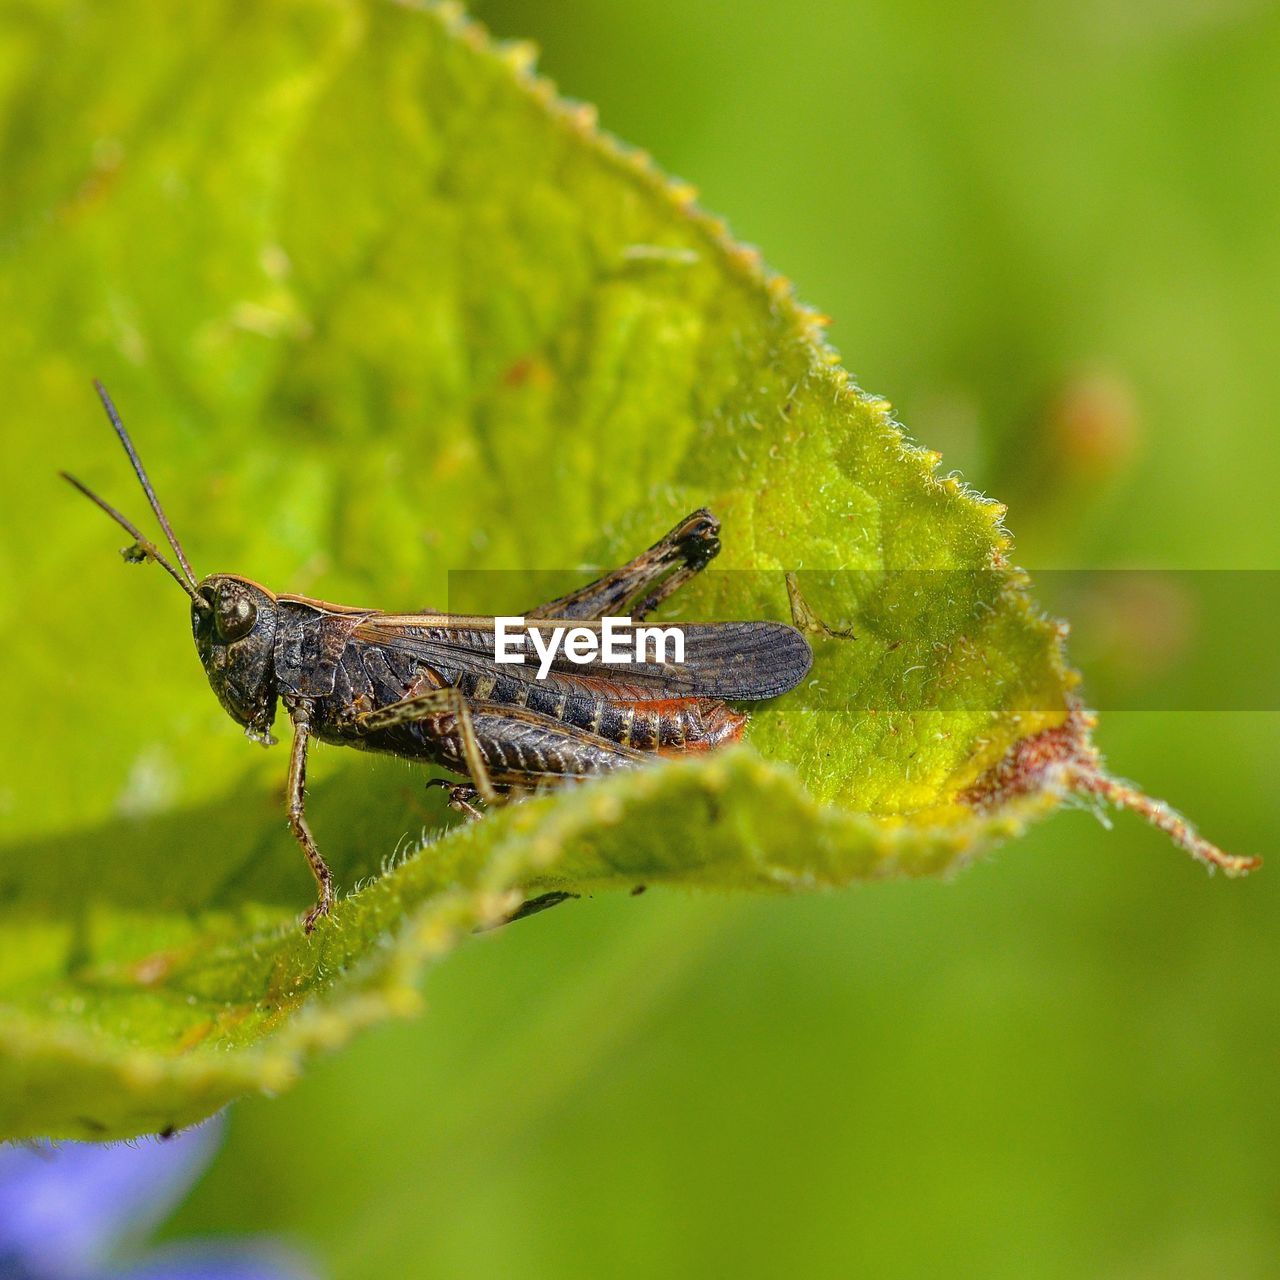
[0,0,1254,1141]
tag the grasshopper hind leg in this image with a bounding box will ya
[527,508,720,622]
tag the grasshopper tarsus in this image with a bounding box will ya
[66,389,812,931]
[302,895,334,934]
[425,777,485,820]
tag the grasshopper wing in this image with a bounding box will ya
[352,615,812,701]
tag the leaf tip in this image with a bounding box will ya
[1078,773,1262,878]
[962,704,1261,878]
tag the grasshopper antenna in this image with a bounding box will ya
[90,379,201,593]
[60,470,211,610]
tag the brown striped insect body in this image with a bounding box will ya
[64,385,812,930]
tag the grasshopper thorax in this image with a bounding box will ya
[193,574,280,742]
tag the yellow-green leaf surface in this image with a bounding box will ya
[0,0,1251,1141]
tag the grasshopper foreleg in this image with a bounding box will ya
[286,700,335,933]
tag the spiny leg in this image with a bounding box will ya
[358,685,498,804]
[527,508,720,623]
[286,701,335,933]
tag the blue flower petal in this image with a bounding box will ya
[0,1119,223,1278]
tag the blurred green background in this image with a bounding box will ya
[38,0,1280,1273]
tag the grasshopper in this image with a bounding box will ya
[64,384,813,930]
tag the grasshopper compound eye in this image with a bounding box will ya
[215,584,258,642]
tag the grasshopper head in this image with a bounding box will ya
[193,574,280,742]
